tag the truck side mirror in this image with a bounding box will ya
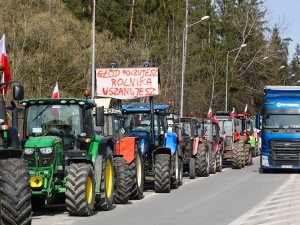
[13,85,24,100]
[95,106,104,126]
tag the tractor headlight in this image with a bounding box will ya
[40,147,53,154]
[24,148,34,154]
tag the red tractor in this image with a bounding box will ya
[197,110,223,174]
[215,107,251,169]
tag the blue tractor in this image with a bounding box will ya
[121,97,182,193]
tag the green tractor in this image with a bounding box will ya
[21,90,114,216]
[0,80,32,224]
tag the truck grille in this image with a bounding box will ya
[270,141,300,166]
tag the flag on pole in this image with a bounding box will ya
[207,107,213,118]
[0,34,11,95]
[244,104,248,115]
[52,81,59,98]
[230,107,236,117]
[50,81,60,117]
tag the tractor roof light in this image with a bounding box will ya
[190,111,195,117]
[84,90,90,98]
[0,124,8,130]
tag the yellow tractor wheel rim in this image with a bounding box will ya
[105,159,113,198]
[86,176,93,204]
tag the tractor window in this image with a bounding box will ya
[180,122,191,137]
[224,121,233,136]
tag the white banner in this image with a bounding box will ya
[96,67,160,99]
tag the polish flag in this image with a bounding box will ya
[50,81,60,117]
[0,34,11,95]
[207,107,213,118]
[244,104,248,115]
[52,81,59,98]
[230,107,236,117]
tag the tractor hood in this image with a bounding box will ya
[25,136,61,148]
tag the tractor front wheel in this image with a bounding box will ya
[66,163,95,216]
[189,157,196,179]
[196,142,210,177]
[0,158,32,225]
[113,157,131,204]
[154,154,171,193]
[95,147,114,211]
[130,147,144,200]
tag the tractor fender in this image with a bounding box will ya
[96,137,114,157]
[164,132,178,155]
[115,136,138,164]
[128,131,149,156]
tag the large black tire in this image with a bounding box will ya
[216,150,223,172]
[171,151,179,189]
[113,157,131,204]
[178,158,183,185]
[0,158,31,225]
[195,142,210,177]
[244,143,252,166]
[189,157,196,179]
[154,154,171,193]
[129,146,144,200]
[209,146,217,174]
[66,163,95,216]
[240,139,245,168]
[254,141,259,157]
[95,147,114,211]
[232,141,243,169]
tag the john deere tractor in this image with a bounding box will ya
[0,79,32,225]
[21,90,114,216]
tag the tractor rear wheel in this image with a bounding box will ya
[0,158,31,225]
[66,163,95,216]
[189,157,196,179]
[154,154,171,193]
[95,147,114,211]
[130,147,144,200]
[216,150,223,172]
[232,141,243,169]
[195,142,210,177]
[113,157,131,204]
[178,158,183,185]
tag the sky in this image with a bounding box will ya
[265,0,300,62]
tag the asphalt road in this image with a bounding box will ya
[32,157,296,225]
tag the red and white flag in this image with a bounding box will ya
[0,34,11,95]
[52,81,59,98]
[207,107,213,118]
[244,104,248,115]
[230,107,236,117]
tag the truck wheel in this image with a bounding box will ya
[113,157,131,204]
[95,147,114,211]
[232,141,243,169]
[154,154,171,193]
[171,151,179,189]
[244,144,252,166]
[66,163,95,216]
[130,147,144,200]
[216,151,223,172]
[209,148,217,174]
[189,157,196,179]
[0,158,32,225]
[195,142,210,177]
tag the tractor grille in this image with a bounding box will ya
[270,141,300,166]
[24,149,55,167]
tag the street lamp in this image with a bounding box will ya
[284,74,295,85]
[294,80,300,85]
[91,0,96,99]
[180,15,210,116]
[225,43,247,111]
[277,65,285,71]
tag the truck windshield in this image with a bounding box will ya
[25,104,81,138]
[263,114,300,128]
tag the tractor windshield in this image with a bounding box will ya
[25,104,81,141]
[219,120,233,136]
[179,121,191,137]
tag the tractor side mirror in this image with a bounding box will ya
[13,85,24,100]
[95,106,104,126]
